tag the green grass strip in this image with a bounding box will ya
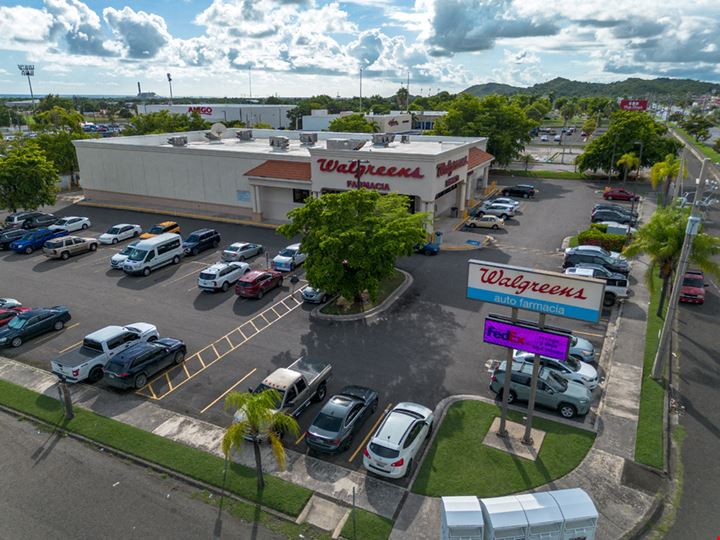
[494,169,591,180]
[673,126,720,163]
[341,508,394,540]
[0,379,312,516]
[412,400,595,498]
[634,274,667,469]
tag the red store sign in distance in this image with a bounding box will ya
[316,158,424,179]
[619,99,648,111]
[188,106,213,116]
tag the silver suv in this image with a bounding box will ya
[476,202,515,219]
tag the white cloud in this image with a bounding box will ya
[0,6,54,48]
[104,7,172,58]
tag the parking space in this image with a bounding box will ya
[1,178,631,479]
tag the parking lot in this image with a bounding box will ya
[0,177,639,480]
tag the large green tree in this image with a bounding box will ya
[650,153,686,207]
[624,206,720,316]
[36,94,76,113]
[327,113,378,133]
[34,131,89,175]
[32,106,85,132]
[680,113,712,142]
[122,110,211,135]
[278,190,429,302]
[575,110,681,175]
[0,143,59,212]
[432,94,535,166]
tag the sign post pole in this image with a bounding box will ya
[497,307,518,438]
[522,313,545,445]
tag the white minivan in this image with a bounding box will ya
[122,233,183,276]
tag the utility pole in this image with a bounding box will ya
[652,158,709,380]
[56,375,74,419]
[406,71,410,112]
[359,68,363,114]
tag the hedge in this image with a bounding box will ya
[577,227,626,252]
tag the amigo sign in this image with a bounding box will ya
[467,260,605,322]
[188,106,213,116]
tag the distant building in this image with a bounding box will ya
[143,103,296,129]
[301,110,413,133]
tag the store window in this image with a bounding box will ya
[292,189,311,203]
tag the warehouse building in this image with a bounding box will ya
[141,103,296,129]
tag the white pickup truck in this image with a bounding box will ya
[51,323,158,383]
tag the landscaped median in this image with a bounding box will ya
[319,269,405,316]
[412,400,596,497]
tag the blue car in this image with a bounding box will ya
[10,228,69,254]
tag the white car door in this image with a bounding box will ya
[403,421,428,462]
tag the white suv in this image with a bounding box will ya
[198,261,250,292]
[476,202,515,219]
[363,402,434,479]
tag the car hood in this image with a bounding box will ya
[572,336,595,355]
[562,380,592,401]
[124,322,157,335]
[273,254,293,263]
[308,425,341,441]
[111,253,129,261]
[576,361,598,380]
[0,326,21,339]
[681,285,704,296]
[98,233,116,240]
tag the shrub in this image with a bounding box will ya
[577,227,625,251]
[589,223,608,233]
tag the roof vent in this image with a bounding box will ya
[236,129,253,141]
[300,132,318,146]
[401,135,410,144]
[269,136,290,150]
[167,136,187,147]
[326,138,367,151]
[372,133,395,147]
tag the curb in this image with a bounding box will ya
[439,235,492,251]
[309,269,413,323]
[77,200,281,230]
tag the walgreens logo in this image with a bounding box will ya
[476,266,588,300]
[188,106,213,116]
[316,159,424,179]
[436,156,468,177]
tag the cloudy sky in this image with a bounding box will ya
[1,0,719,98]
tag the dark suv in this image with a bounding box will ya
[182,228,221,256]
[591,209,636,225]
[0,228,28,250]
[563,247,630,275]
[21,213,58,229]
[501,184,535,198]
[5,211,43,229]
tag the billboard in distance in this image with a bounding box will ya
[619,99,648,111]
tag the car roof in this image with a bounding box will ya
[85,325,126,342]
[157,221,177,226]
[240,270,267,281]
[228,242,250,248]
[684,270,704,277]
[565,267,594,277]
[374,409,417,447]
[204,261,242,272]
[320,394,359,417]
[262,368,300,391]
[189,228,213,235]
[18,308,54,318]
[134,232,181,248]
[112,341,156,363]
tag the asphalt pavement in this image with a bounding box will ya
[0,410,284,540]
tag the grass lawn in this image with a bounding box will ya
[321,270,404,315]
[493,169,591,180]
[0,379,312,516]
[673,126,720,163]
[567,235,579,247]
[634,274,667,469]
[340,508,394,540]
[412,400,596,498]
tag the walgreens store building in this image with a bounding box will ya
[74,129,493,230]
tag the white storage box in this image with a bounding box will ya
[549,488,598,540]
[440,496,484,540]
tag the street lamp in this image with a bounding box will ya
[166,73,173,106]
[17,64,35,112]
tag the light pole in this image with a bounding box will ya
[359,68,363,114]
[166,73,173,105]
[17,64,35,112]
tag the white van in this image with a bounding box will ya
[122,233,183,276]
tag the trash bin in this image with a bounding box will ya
[434,231,443,245]
[516,492,564,540]
[441,496,483,540]
[549,488,598,540]
[450,206,459,218]
[480,495,528,540]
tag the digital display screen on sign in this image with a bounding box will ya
[483,317,571,361]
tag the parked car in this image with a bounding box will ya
[0,298,22,309]
[43,236,98,260]
[51,323,159,383]
[563,246,630,275]
[20,212,58,229]
[272,243,307,271]
[592,203,638,217]
[10,228,69,254]
[122,233,183,276]
[49,216,91,232]
[99,224,142,245]
[4,211,43,229]
[103,338,187,390]
[490,361,591,419]
[0,306,31,327]
[680,270,706,304]
[182,228,221,256]
[0,228,27,250]
[363,402,434,479]
[570,244,626,261]
[111,241,139,269]
[466,215,505,230]
[139,221,180,240]
[302,286,328,304]
[565,266,629,307]
[603,188,639,201]
[0,306,71,348]
[489,197,520,209]
[198,261,250,292]
[235,270,283,299]
[475,202,515,219]
[554,135,562,142]
[591,209,636,225]
[512,352,599,389]
[414,242,440,256]
[221,242,264,262]
[501,184,536,198]
[306,386,379,454]
[540,135,548,142]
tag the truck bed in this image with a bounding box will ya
[52,346,99,368]
[288,357,331,385]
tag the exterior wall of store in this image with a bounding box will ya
[259,186,305,222]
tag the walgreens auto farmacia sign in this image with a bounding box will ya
[467,260,605,322]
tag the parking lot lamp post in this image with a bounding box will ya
[17,64,35,112]
[497,307,519,438]
[634,141,644,182]
[522,313,546,445]
[166,73,173,106]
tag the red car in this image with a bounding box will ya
[680,270,706,304]
[603,188,640,201]
[235,270,283,299]
[0,306,31,327]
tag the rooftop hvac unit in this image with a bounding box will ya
[401,135,410,143]
[326,138,367,151]
[236,129,253,141]
[269,136,290,150]
[300,132,318,146]
[167,136,187,147]
[372,133,395,147]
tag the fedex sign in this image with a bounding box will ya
[483,317,571,361]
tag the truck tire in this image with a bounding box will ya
[603,292,616,307]
[313,383,327,402]
[88,366,104,383]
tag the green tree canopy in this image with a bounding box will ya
[582,116,598,137]
[327,113,378,133]
[617,152,639,183]
[278,190,429,302]
[122,110,211,135]
[32,106,85,132]
[575,110,681,174]
[34,131,89,174]
[432,93,536,166]
[36,94,76,113]
[680,113,712,142]
[650,153,686,207]
[0,143,59,212]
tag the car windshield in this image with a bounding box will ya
[278,248,296,257]
[199,272,216,280]
[683,277,704,288]
[8,317,27,330]
[127,248,149,262]
[225,245,241,252]
[546,371,568,392]
[236,280,252,287]
[20,232,35,241]
[253,383,283,408]
[149,225,164,234]
[312,412,343,432]
[107,227,121,234]
[565,356,581,371]
[56,219,69,225]
[119,244,136,255]
[369,442,399,459]
[105,357,130,372]
[186,234,200,243]
[45,240,63,249]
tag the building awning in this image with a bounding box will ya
[244,160,311,182]
[468,147,494,169]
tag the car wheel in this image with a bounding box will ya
[607,195,613,200]
[10,337,22,348]
[290,262,295,271]
[603,292,616,307]
[258,247,264,254]
[313,383,327,402]
[53,320,64,331]
[25,246,33,254]
[559,403,577,418]
[468,222,477,228]
[500,214,508,220]
[370,399,378,414]
[88,366,103,384]
[492,224,499,230]
[133,231,139,237]
[523,193,529,199]
[134,373,147,389]
[89,243,97,252]
[174,351,185,365]
[502,191,509,196]
[213,240,220,248]
[61,251,70,260]
[501,389,517,404]
[142,267,151,277]
[238,255,245,261]
[112,237,118,244]
[257,290,264,299]
[426,421,434,438]
[172,255,180,265]
[343,434,354,451]
[147,336,157,342]
[220,281,230,292]
[81,223,89,230]
[191,247,199,256]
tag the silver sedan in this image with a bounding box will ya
[221,242,264,262]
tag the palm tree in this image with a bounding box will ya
[650,154,685,207]
[617,152,639,184]
[624,206,720,316]
[222,389,300,490]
